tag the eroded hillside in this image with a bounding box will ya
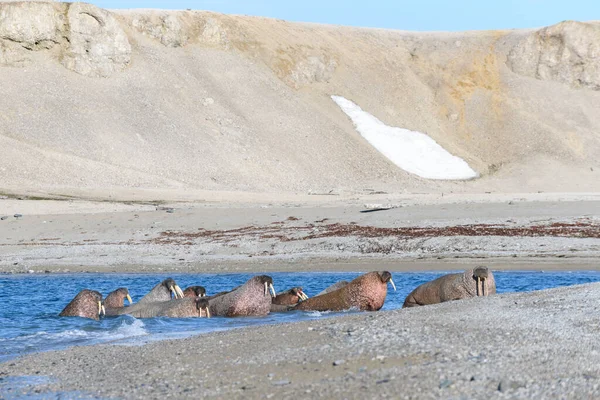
[1,2,599,201]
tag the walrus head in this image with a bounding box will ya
[256,275,276,297]
[195,297,211,318]
[183,286,207,298]
[377,271,396,291]
[163,278,185,299]
[473,266,489,296]
[290,287,309,301]
[103,288,133,308]
[59,289,105,320]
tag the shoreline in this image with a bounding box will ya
[1,197,599,398]
[2,282,599,399]
[2,198,599,274]
[3,257,600,275]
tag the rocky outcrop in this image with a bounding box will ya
[61,3,131,77]
[129,12,191,48]
[0,1,61,67]
[0,1,130,77]
[507,21,600,90]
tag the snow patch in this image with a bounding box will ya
[332,96,478,180]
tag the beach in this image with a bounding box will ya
[1,195,599,274]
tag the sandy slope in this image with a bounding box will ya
[1,3,599,201]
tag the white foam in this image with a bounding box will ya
[103,318,148,341]
[331,95,478,180]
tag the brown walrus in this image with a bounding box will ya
[270,286,308,313]
[137,278,185,304]
[117,297,211,318]
[183,286,207,298]
[316,281,349,296]
[59,289,105,320]
[103,288,133,309]
[294,271,395,312]
[402,266,496,308]
[272,287,308,305]
[206,275,276,317]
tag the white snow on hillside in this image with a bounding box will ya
[332,96,478,180]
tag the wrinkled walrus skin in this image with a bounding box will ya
[207,275,275,317]
[137,278,185,304]
[115,297,211,318]
[402,267,496,308]
[294,271,395,312]
[59,289,104,320]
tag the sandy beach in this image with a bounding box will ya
[1,196,600,274]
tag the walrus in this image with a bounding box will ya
[272,287,308,305]
[137,278,185,304]
[117,297,211,318]
[206,275,276,317]
[59,289,105,320]
[270,286,308,313]
[316,280,349,296]
[294,271,395,312]
[183,286,207,298]
[103,288,133,309]
[402,266,496,308]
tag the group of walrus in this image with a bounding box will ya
[59,267,496,321]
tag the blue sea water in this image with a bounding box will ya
[0,270,599,363]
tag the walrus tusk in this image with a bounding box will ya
[97,301,105,316]
[299,291,308,301]
[170,285,185,299]
[264,282,268,296]
[206,308,211,318]
[269,283,276,298]
[476,277,481,296]
[126,294,133,305]
[389,278,396,291]
[483,278,487,297]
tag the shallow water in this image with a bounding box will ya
[1,270,599,363]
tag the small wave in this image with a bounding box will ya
[0,318,149,361]
[103,318,148,342]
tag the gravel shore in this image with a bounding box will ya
[1,198,599,274]
[1,282,599,399]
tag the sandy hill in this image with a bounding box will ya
[0,2,599,202]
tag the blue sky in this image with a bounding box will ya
[91,0,599,32]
